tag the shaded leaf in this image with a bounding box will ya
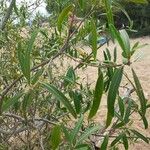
[111,134,123,147]
[41,83,77,118]
[71,115,84,144]
[77,125,100,144]
[122,133,128,150]
[132,69,147,116]
[88,70,104,119]
[106,67,123,127]
[118,96,124,117]
[2,92,23,112]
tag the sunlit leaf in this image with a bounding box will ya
[104,0,114,25]
[130,129,149,143]
[90,20,97,60]
[50,125,61,150]
[100,135,109,150]
[57,5,74,33]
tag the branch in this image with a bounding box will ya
[1,0,16,30]
[0,7,93,104]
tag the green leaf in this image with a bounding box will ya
[88,70,104,119]
[120,29,130,56]
[118,97,124,117]
[17,30,38,84]
[124,100,132,123]
[109,24,129,59]
[72,91,82,114]
[113,47,117,62]
[111,134,123,147]
[130,129,149,144]
[106,48,111,61]
[138,111,148,129]
[61,125,71,143]
[24,30,38,84]
[22,91,33,113]
[122,133,128,150]
[50,125,61,150]
[31,69,43,85]
[100,135,109,150]
[75,144,91,150]
[106,67,123,127]
[104,0,114,25]
[77,125,100,144]
[78,0,84,10]
[70,115,84,144]
[90,20,97,60]
[64,67,76,87]
[13,0,19,16]
[57,5,74,33]
[132,69,147,116]
[128,0,148,4]
[41,83,77,118]
[2,92,23,112]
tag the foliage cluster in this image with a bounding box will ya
[0,0,150,149]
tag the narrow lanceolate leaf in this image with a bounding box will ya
[104,0,114,25]
[70,115,84,144]
[24,30,38,84]
[118,97,124,117]
[130,129,149,144]
[90,20,97,60]
[88,70,104,119]
[2,92,23,111]
[122,133,128,150]
[50,125,61,150]
[17,30,38,84]
[111,134,123,147]
[120,29,130,54]
[78,0,84,10]
[77,125,100,144]
[106,67,123,127]
[57,5,74,33]
[129,0,148,4]
[64,67,76,87]
[61,125,71,143]
[132,69,147,116]
[41,83,77,118]
[124,100,132,123]
[100,135,109,150]
[138,111,148,129]
[109,24,129,59]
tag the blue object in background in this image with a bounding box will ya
[97,36,108,45]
